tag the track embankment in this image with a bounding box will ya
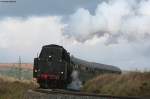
[23,89,146,99]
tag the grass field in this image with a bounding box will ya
[0,64,36,99]
[0,65,150,98]
[0,76,38,99]
[82,71,150,97]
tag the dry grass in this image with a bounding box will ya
[0,75,38,99]
[82,71,150,97]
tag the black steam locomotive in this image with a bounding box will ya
[33,44,121,89]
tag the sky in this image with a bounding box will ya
[0,0,150,71]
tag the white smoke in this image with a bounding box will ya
[67,70,82,90]
[0,16,64,49]
[64,0,150,44]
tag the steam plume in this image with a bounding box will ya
[64,0,150,44]
[67,70,82,90]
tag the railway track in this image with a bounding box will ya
[24,88,148,99]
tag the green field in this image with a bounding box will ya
[0,67,32,80]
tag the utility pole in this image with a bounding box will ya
[18,56,22,80]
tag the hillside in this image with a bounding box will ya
[82,71,150,96]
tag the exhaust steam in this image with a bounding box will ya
[67,70,82,91]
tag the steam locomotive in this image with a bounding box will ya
[33,44,121,89]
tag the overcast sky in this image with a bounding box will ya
[0,0,150,71]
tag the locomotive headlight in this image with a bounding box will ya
[34,69,37,72]
[61,72,63,74]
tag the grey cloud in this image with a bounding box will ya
[0,0,100,17]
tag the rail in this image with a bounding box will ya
[32,88,146,99]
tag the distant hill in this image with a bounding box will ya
[0,63,33,70]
